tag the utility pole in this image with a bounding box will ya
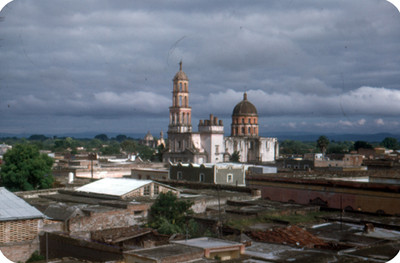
[217,184,222,238]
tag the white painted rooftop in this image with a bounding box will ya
[76,178,153,197]
[0,187,44,221]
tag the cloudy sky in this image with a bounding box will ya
[1,0,400,137]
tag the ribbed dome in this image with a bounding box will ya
[173,61,188,81]
[232,93,258,116]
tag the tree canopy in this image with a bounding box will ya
[316,135,329,154]
[354,140,373,151]
[149,191,194,235]
[0,144,54,191]
[381,137,399,150]
[229,151,241,162]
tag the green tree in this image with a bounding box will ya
[317,136,329,155]
[120,140,137,153]
[381,137,398,150]
[0,144,54,191]
[149,191,194,234]
[136,144,155,160]
[326,141,352,154]
[115,134,128,142]
[100,142,121,155]
[280,140,313,155]
[229,151,241,162]
[151,144,165,162]
[94,134,109,141]
[354,141,373,151]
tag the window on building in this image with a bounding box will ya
[242,118,244,124]
[177,171,183,180]
[199,173,205,182]
[248,118,251,124]
[134,210,144,217]
[227,174,233,183]
[179,82,182,91]
[178,141,181,150]
[242,127,245,134]
[215,145,219,154]
[154,185,159,195]
[248,127,251,134]
[143,185,150,196]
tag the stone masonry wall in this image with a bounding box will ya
[68,204,149,237]
[0,238,39,262]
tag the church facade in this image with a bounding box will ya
[162,63,278,164]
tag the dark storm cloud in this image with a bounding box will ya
[1,0,400,135]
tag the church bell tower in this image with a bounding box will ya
[168,61,192,133]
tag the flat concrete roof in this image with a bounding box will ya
[125,244,203,259]
[173,237,242,249]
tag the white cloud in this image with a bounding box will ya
[375,118,385,126]
[357,118,366,125]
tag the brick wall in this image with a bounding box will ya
[0,219,42,243]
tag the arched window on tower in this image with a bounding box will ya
[179,96,182,107]
[242,118,245,124]
[179,82,182,91]
[182,113,186,124]
[184,83,187,91]
[184,96,188,107]
[242,127,245,134]
[248,119,251,124]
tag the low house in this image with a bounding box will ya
[39,178,179,238]
[170,162,246,186]
[130,168,169,181]
[172,237,245,261]
[42,196,149,238]
[0,187,45,262]
[76,178,180,199]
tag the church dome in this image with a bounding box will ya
[173,61,188,81]
[232,93,258,116]
[144,131,154,141]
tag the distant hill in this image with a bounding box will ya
[265,132,400,142]
[1,131,399,143]
[0,132,147,140]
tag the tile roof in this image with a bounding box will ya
[0,187,44,221]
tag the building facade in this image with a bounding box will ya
[169,162,246,186]
[163,63,278,164]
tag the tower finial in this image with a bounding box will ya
[179,60,182,71]
[243,92,247,100]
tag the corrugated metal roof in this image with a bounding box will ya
[0,187,44,221]
[76,178,153,197]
